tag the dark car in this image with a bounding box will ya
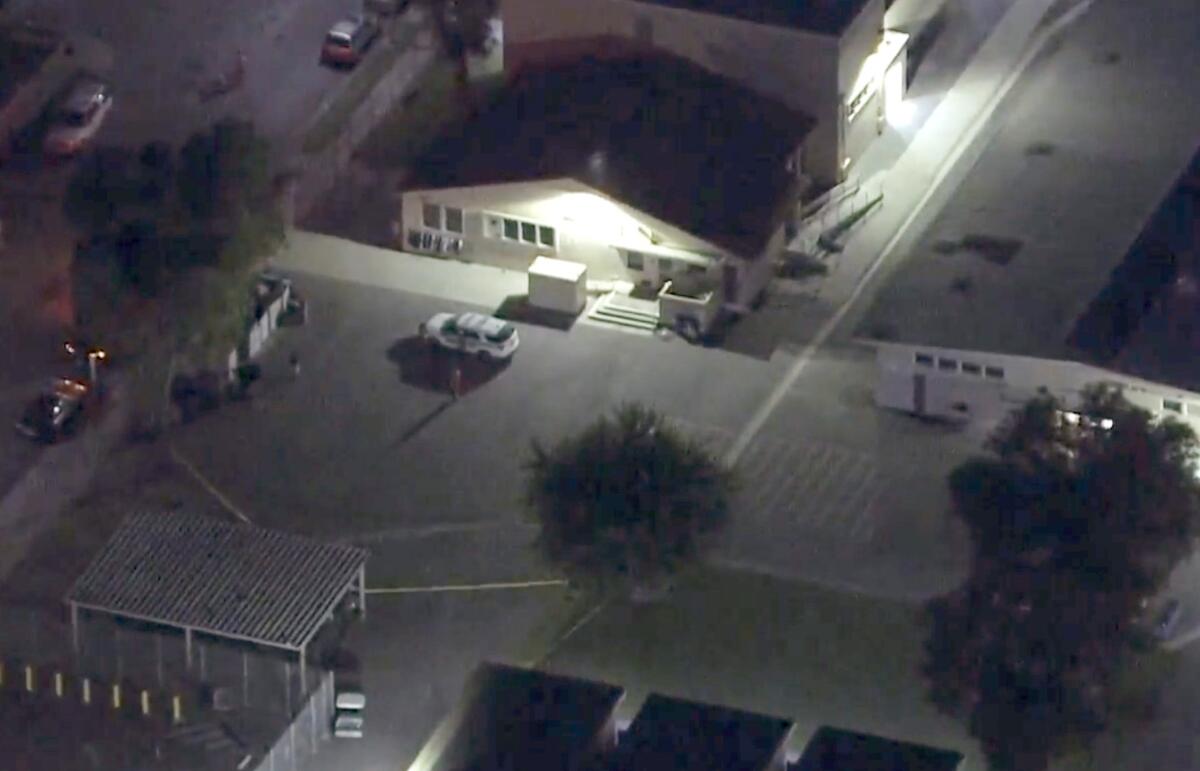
[321,16,380,67]
[15,378,90,442]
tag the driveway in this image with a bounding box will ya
[4,0,418,150]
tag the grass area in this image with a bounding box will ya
[541,565,977,758]
[354,57,503,170]
[300,22,421,156]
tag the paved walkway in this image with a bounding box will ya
[274,229,530,311]
[729,0,1069,462]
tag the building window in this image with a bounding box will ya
[962,362,982,376]
[984,366,1005,380]
[937,358,957,372]
[520,222,537,244]
[538,226,556,248]
[444,207,464,234]
[1164,399,1183,414]
[658,258,674,275]
[422,203,442,229]
[503,218,520,240]
[625,251,644,271]
[914,353,933,367]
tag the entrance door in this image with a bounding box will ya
[722,264,740,303]
[913,373,926,415]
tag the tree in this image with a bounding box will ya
[67,120,283,431]
[430,0,498,62]
[924,386,1200,771]
[177,118,273,223]
[526,403,733,598]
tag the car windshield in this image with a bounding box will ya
[326,31,352,46]
[486,324,515,343]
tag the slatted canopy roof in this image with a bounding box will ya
[66,511,368,652]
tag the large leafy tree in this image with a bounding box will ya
[526,404,733,597]
[925,386,1200,771]
[67,121,282,429]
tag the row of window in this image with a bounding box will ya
[422,203,465,234]
[484,213,556,249]
[1160,399,1200,416]
[624,251,708,276]
[914,352,1005,380]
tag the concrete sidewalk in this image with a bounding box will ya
[809,0,1065,318]
[274,229,530,311]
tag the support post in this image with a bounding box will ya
[299,647,306,697]
[156,635,163,688]
[70,602,80,655]
[185,628,193,670]
[358,565,366,619]
[243,650,249,707]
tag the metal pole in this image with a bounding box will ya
[70,603,80,655]
[243,650,249,707]
[285,660,292,716]
[185,628,192,671]
[299,647,306,697]
[199,640,206,680]
[358,566,366,619]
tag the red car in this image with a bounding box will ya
[321,16,380,67]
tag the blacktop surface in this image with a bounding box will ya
[7,0,1200,769]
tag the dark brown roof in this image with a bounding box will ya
[412,54,813,257]
[618,694,793,771]
[630,0,873,35]
[414,663,625,771]
[795,727,964,771]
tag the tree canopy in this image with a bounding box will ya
[925,386,1200,771]
[66,120,283,428]
[526,403,732,597]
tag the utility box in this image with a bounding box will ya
[528,256,587,315]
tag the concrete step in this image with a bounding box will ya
[588,296,659,330]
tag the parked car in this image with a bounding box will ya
[333,690,365,738]
[44,78,113,157]
[1155,599,1183,641]
[420,312,520,362]
[320,16,380,67]
[15,378,90,442]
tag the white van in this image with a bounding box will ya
[333,691,366,738]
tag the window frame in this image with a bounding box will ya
[625,251,644,271]
[502,218,520,241]
[444,206,464,234]
[538,225,556,248]
[520,221,537,244]
[422,202,442,229]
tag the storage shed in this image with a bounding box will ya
[528,255,587,315]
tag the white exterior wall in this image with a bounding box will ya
[401,178,732,287]
[875,342,1200,434]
